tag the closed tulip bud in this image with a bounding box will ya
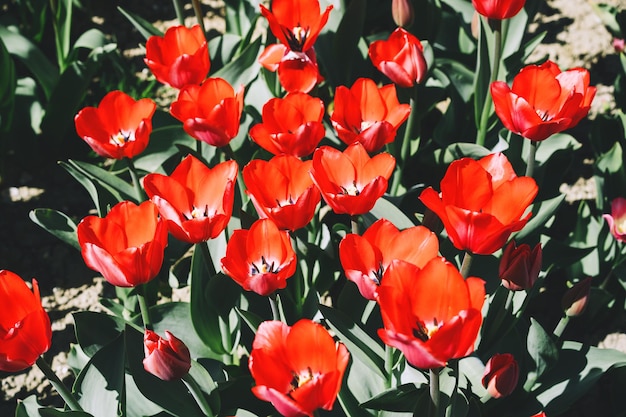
[562,277,593,317]
[499,241,542,291]
[143,330,191,381]
[614,38,625,54]
[482,353,519,399]
[392,0,414,27]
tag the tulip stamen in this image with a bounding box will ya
[370,262,385,285]
[283,25,310,52]
[288,366,319,395]
[340,182,361,196]
[250,256,280,275]
[110,130,135,146]
[617,218,626,234]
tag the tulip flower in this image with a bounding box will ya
[330,78,411,152]
[77,200,169,287]
[562,277,593,317]
[74,90,157,160]
[603,197,626,243]
[143,329,191,381]
[377,258,485,369]
[369,28,428,88]
[420,153,538,255]
[221,219,297,296]
[0,271,52,372]
[392,0,414,27]
[491,60,596,141]
[170,78,244,147]
[310,143,396,216]
[258,0,332,93]
[499,241,542,291]
[249,319,349,417]
[243,156,321,231]
[472,0,526,20]
[144,25,210,89]
[249,93,326,157]
[143,156,238,244]
[339,218,439,300]
[482,353,519,399]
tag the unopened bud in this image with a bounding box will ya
[482,353,519,399]
[392,0,414,27]
[561,277,593,317]
[499,241,542,291]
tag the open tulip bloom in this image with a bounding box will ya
[603,197,626,243]
[472,0,526,20]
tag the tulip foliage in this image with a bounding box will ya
[6,0,626,416]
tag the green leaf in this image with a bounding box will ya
[133,124,195,174]
[514,194,565,241]
[40,410,95,417]
[235,307,263,333]
[332,0,366,85]
[52,0,72,69]
[73,311,126,357]
[597,141,624,174]
[117,7,163,40]
[15,395,96,417]
[212,36,262,88]
[319,305,387,380]
[0,36,16,133]
[524,318,558,390]
[360,384,423,412]
[73,334,125,417]
[29,208,80,250]
[367,196,416,229]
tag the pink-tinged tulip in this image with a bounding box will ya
[339,219,439,300]
[472,0,526,20]
[249,93,325,157]
[74,91,156,160]
[491,61,596,141]
[170,78,244,147]
[310,143,396,216]
[482,353,519,399]
[221,219,297,296]
[77,201,169,287]
[143,156,238,244]
[420,153,538,255]
[603,197,626,243]
[330,78,411,152]
[378,258,485,369]
[249,319,349,417]
[562,277,593,317]
[392,0,415,27]
[243,156,321,231]
[143,329,191,381]
[144,25,210,89]
[0,271,52,372]
[259,45,324,94]
[369,28,428,88]
[499,241,542,291]
[614,38,626,54]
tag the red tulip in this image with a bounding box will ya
[339,218,439,300]
[243,156,321,231]
[249,93,325,157]
[249,319,349,417]
[482,353,519,398]
[562,277,593,317]
[259,44,324,94]
[260,0,332,53]
[170,78,244,147]
[0,271,51,372]
[603,197,626,243]
[143,156,238,244]
[330,78,411,152]
[499,241,542,291]
[377,258,485,369]
[420,153,538,255]
[310,143,395,216]
[221,219,297,296]
[144,25,210,89]
[77,200,169,287]
[74,90,156,159]
[369,28,428,88]
[143,329,191,381]
[491,60,596,141]
[472,0,526,20]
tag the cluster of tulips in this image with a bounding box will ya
[3,0,625,416]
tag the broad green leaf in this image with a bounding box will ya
[66,159,137,203]
[29,208,80,250]
[360,383,423,412]
[40,410,95,417]
[212,36,262,88]
[72,28,109,51]
[53,0,72,70]
[531,133,582,165]
[338,355,381,417]
[368,196,416,229]
[524,318,558,390]
[0,36,16,133]
[332,0,366,85]
[16,395,95,417]
[73,311,126,357]
[514,194,565,241]
[596,141,624,174]
[59,160,117,217]
[133,124,195,174]
[117,7,163,40]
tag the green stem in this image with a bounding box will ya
[198,241,217,277]
[191,0,207,35]
[137,284,153,330]
[476,18,502,147]
[525,140,538,178]
[172,0,185,25]
[553,315,570,340]
[269,293,281,321]
[428,368,441,417]
[460,252,473,279]
[392,87,419,195]
[36,357,83,412]
[351,215,360,235]
[223,144,248,207]
[125,158,146,202]
[384,345,394,389]
[182,373,215,417]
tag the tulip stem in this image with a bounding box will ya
[199,241,217,277]
[191,0,207,36]
[182,373,215,417]
[460,252,473,278]
[476,18,502,147]
[137,284,153,331]
[125,158,146,202]
[553,315,570,340]
[384,345,394,389]
[269,293,281,321]
[172,0,185,25]
[36,356,84,412]
[223,144,248,208]
[392,87,419,195]
[525,140,538,178]
[428,368,441,417]
[351,215,360,235]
